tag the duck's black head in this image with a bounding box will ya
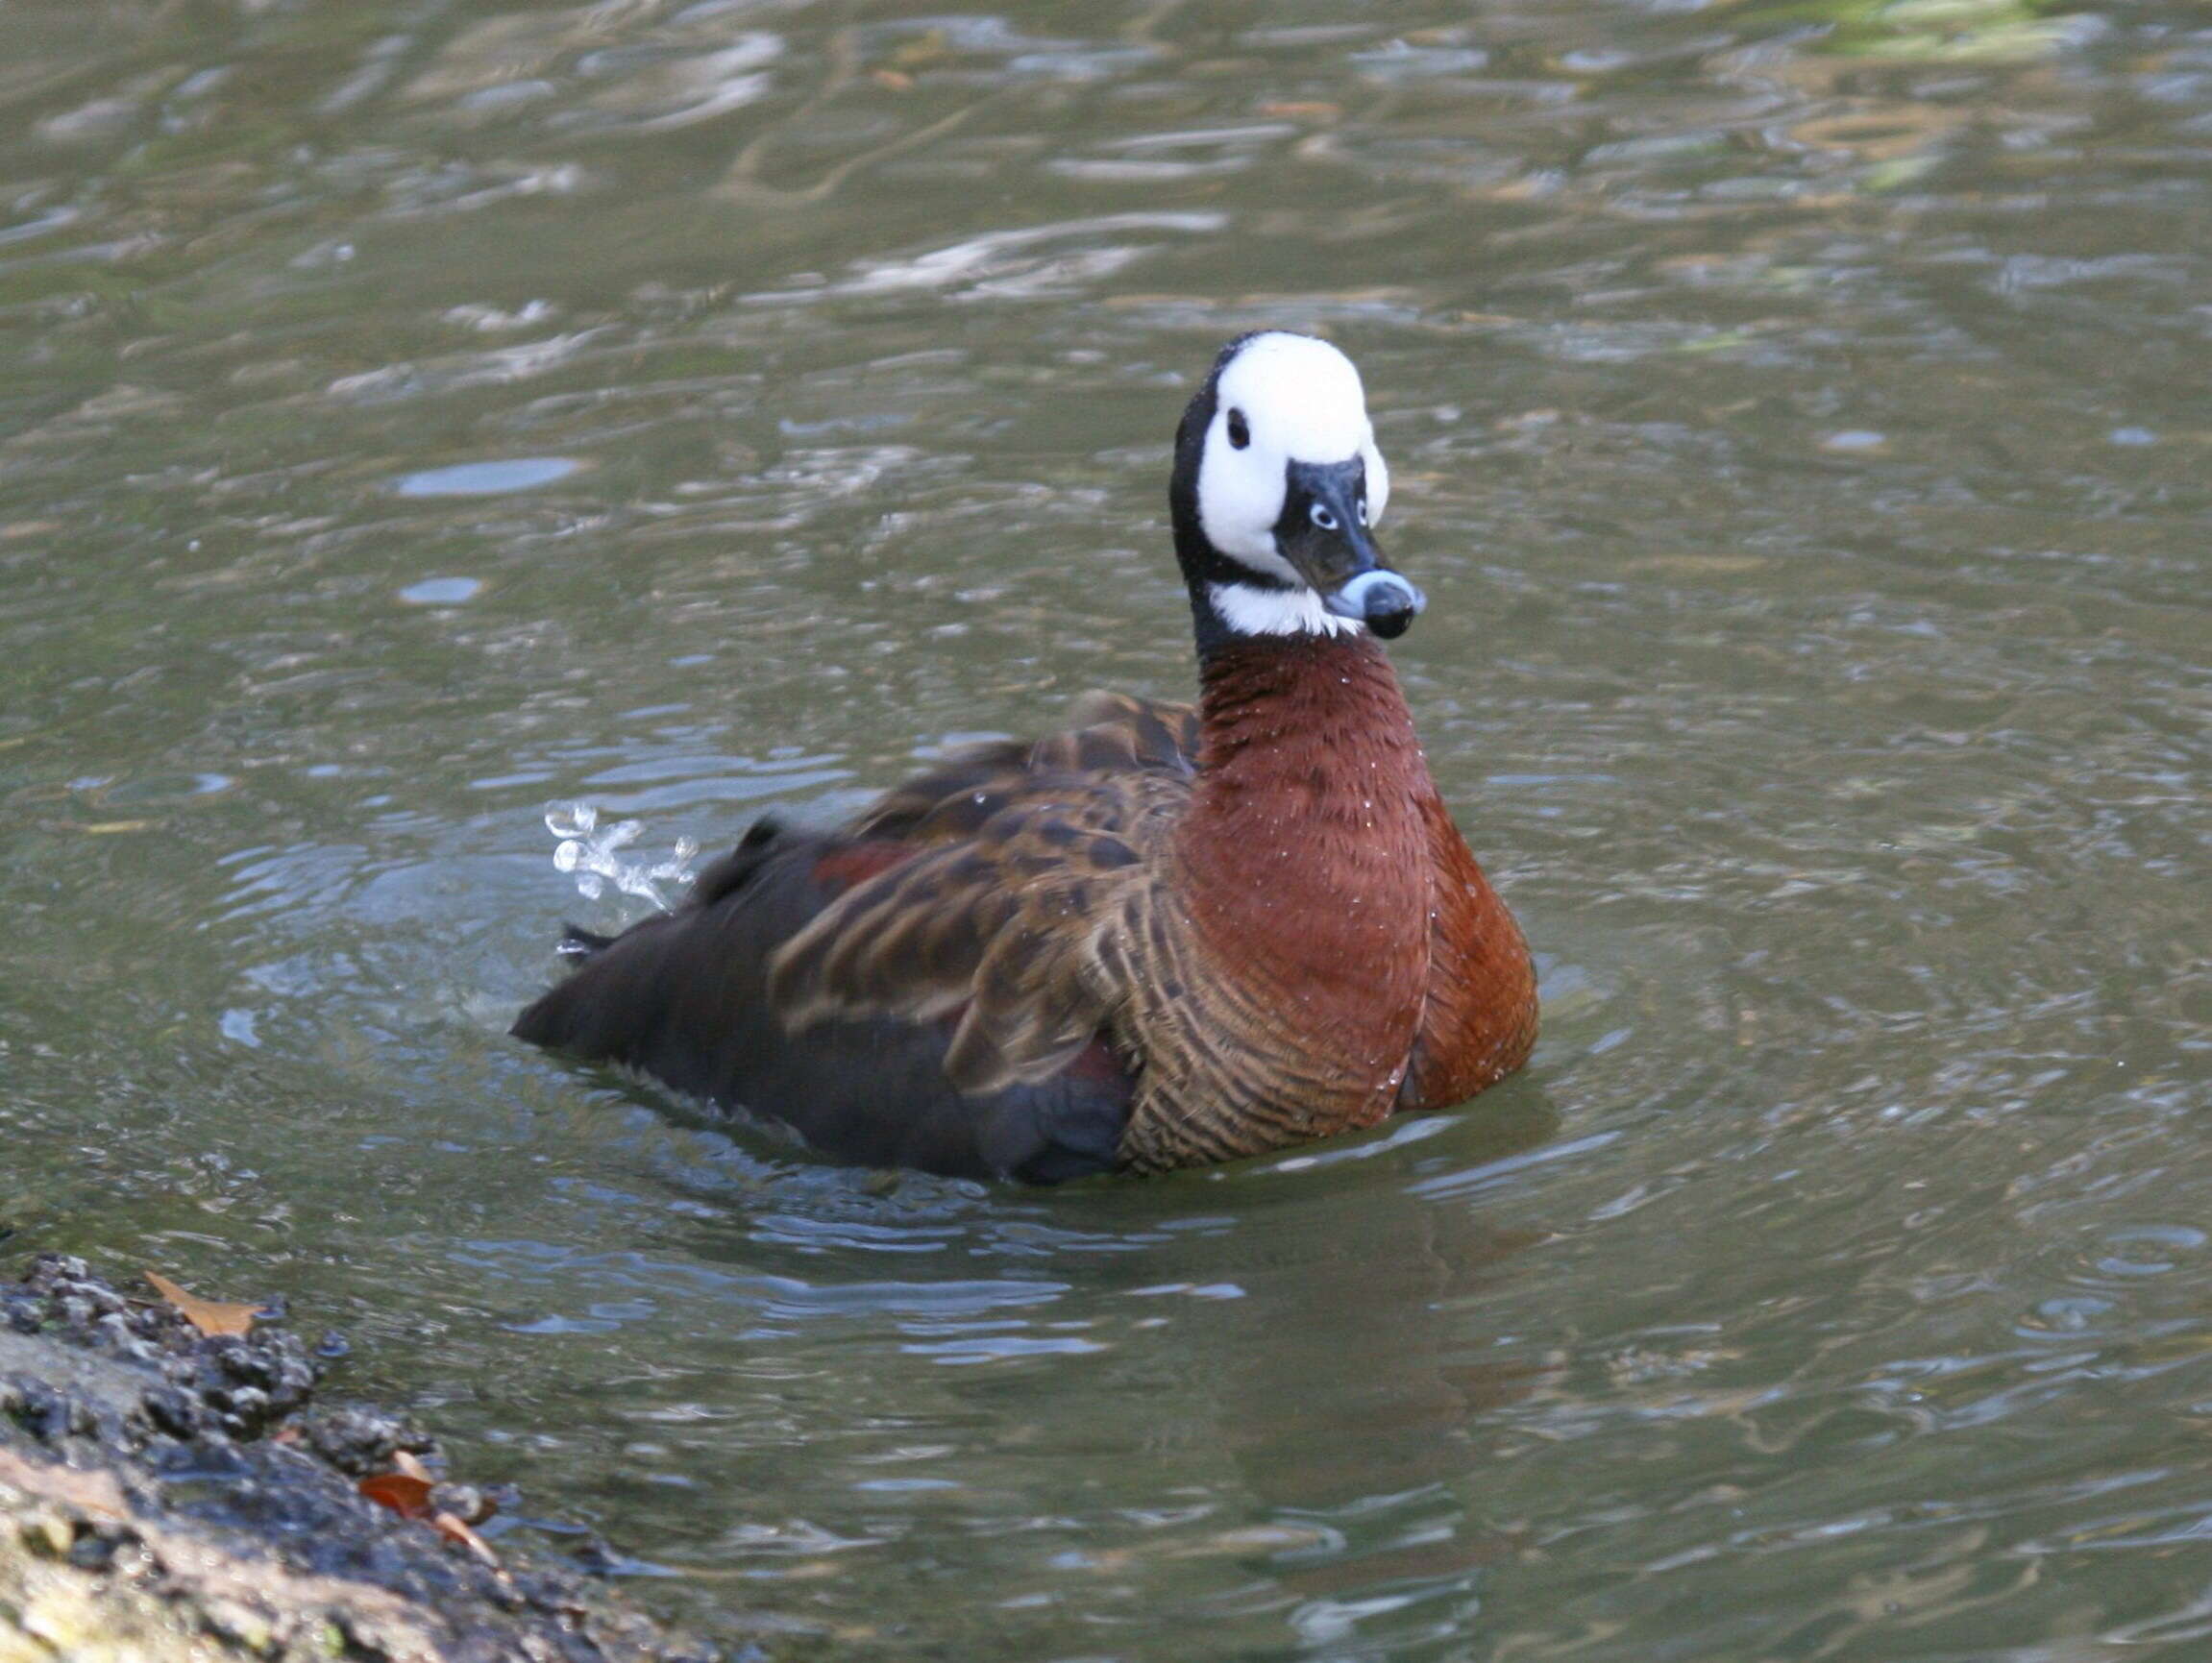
[1167,331,1424,657]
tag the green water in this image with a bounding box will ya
[4,0,2209,1656]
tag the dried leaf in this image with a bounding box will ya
[359,1472,434,1520]
[144,1270,258,1337]
[433,1511,503,1567]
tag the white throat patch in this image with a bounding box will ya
[1194,332,1390,581]
[1208,581,1365,639]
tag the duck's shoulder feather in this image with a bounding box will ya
[848,690,1199,842]
[765,692,1198,1096]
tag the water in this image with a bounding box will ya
[4,0,2208,1656]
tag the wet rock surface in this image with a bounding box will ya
[0,1253,725,1663]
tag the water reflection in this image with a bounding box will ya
[744,211,1227,304]
[470,1114,1569,1652]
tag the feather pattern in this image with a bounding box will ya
[769,767,1186,1094]
[1112,631,1444,1170]
[752,632,1530,1175]
[514,650,1535,1180]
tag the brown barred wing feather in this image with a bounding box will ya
[850,692,1196,844]
[1052,692,1200,774]
[769,773,1185,1094]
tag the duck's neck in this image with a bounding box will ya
[1174,630,1437,1099]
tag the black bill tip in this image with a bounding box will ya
[1325,569,1425,639]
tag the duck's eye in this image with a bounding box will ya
[1356,497,1369,526]
[1226,408,1250,451]
[1310,501,1339,531]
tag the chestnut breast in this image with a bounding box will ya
[1120,633,1437,1163]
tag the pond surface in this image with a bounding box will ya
[4,0,2210,1656]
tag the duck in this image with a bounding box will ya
[512,331,1538,1183]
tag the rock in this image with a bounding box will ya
[0,1253,724,1663]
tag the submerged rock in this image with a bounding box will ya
[0,1253,724,1663]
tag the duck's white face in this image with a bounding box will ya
[1188,332,1418,640]
[1195,333,1391,579]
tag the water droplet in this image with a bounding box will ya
[540,801,696,909]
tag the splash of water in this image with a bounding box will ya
[544,802,697,911]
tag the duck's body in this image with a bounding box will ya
[514,333,1537,1180]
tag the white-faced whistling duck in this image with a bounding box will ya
[512,332,1538,1182]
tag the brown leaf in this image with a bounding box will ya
[359,1472,435,1520]
[144,1270,258,1337]
[433,1511,502,1567]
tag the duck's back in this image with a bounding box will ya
[509,694,1198,1182]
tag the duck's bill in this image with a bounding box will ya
[1275,457,1426,639]
[1322,569,1425,639]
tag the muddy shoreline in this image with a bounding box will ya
[0,1252,725,1662]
